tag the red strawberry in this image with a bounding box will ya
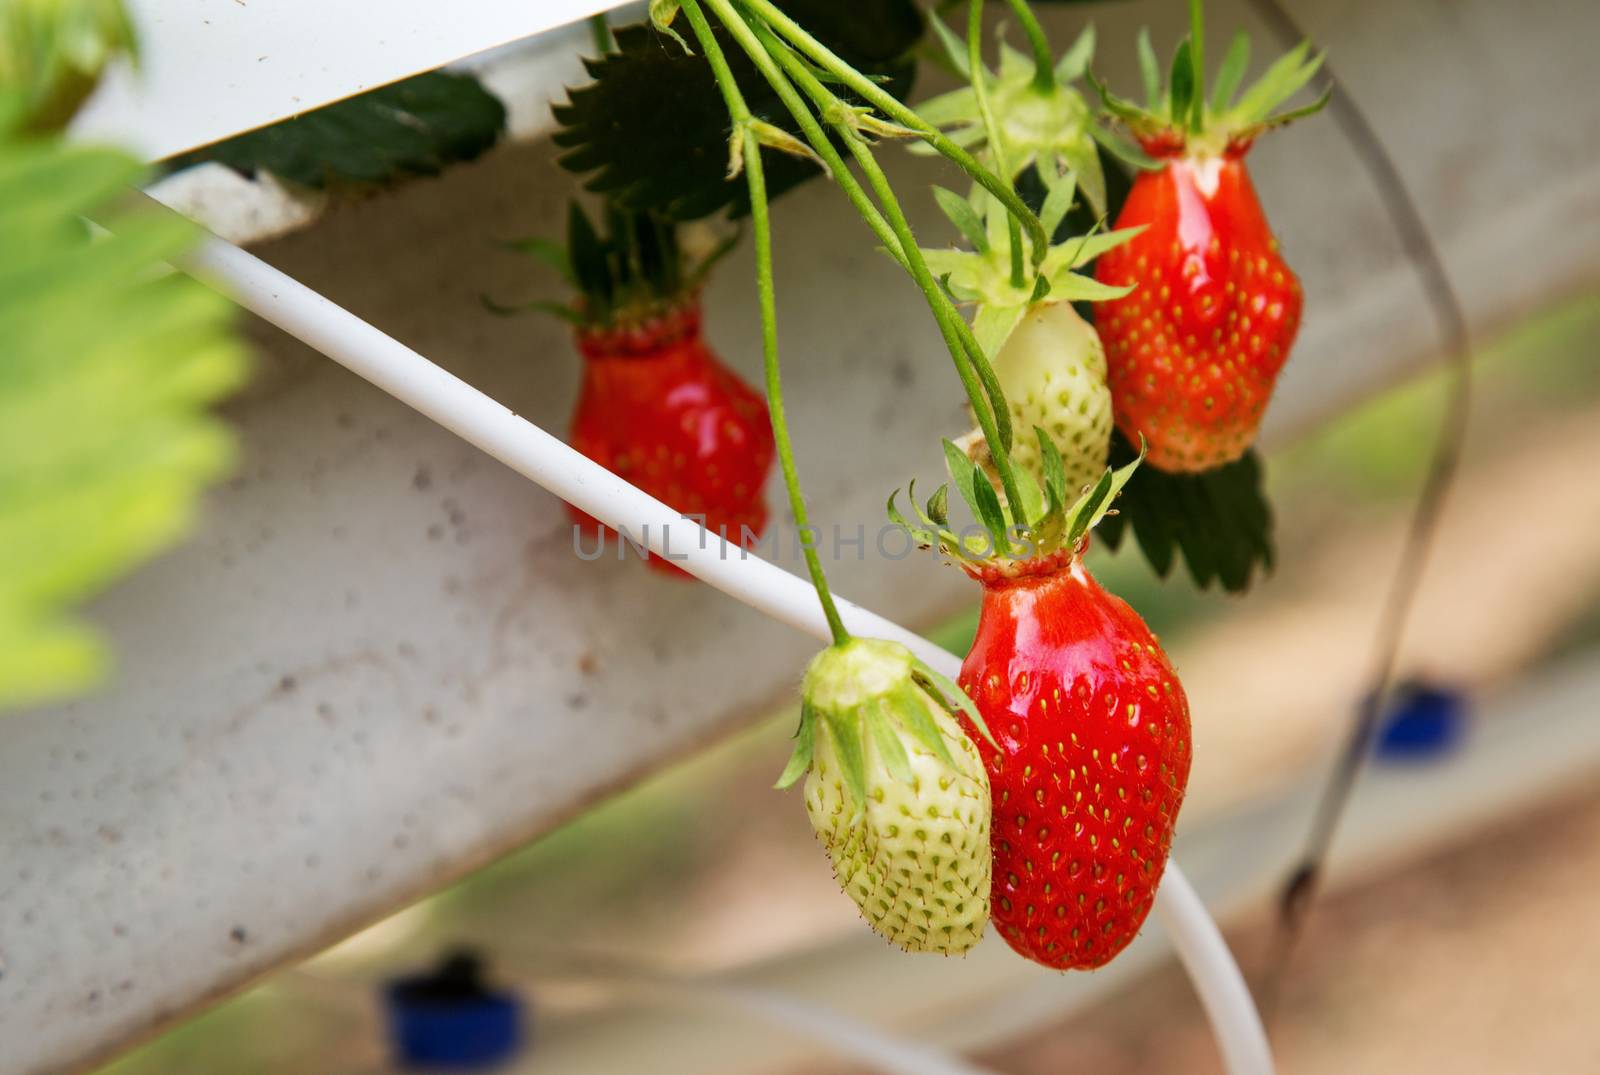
[1090,20,1325,471]
[498,202,772,573]
[568,299,773,573]
[1095,153,1301,471]
[958,551,1191,969]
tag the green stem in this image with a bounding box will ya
[720,3,1017,492]
[723,9,1025,511]
[739,0,1048,270]
[967,0,1024,290]
[1004,0,1055,93]
[678,0,849,646]
[1188,0,1206,131]
[588,12,613,54]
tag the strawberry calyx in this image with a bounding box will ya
[917,181,1141,361]
[889,429,1143,575]
[1087,11,1328,161]
[491,199,738,333]
[573,293,702,359]
[913,19,1137,217]
[777,638,997,809]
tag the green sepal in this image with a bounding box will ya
[891,680,959,767]
[479,295,583,323]
[1210,33,1251,110]
[1035,425,1069,511]
[1065,438,1144,547]
[932,184,987,252]
[774,700,817,789]
[1053,24,1096,85]
[499,237,574,285]
[821,707,870,822]
[887,488,937,548]
[913,659,997,751]
[1136,27,1161,106]
[865,700,917,786]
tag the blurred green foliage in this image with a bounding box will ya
[0,140,246,711]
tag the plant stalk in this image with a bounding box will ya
[720,7,1027,511]
[967,0,1025,289]
[678,0,848,646]
[738,0,1049,271]
[1004,0,1056,93]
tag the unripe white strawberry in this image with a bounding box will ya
[779,638,993,955]
[964,302,1113,500]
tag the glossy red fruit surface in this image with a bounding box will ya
[958,554,1192,970]
[1094,151,1303,473]
[568,302,774,574]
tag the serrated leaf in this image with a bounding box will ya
[932,184,987,252]
[1093,429,1275,591]
[774,700,817,788]
[0,137,246,711]
[553,2,922,220]
[166,71,506,190]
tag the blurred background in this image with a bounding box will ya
[3,0,1596,1073]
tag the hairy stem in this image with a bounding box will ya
[739,0,1048,270]
[1004,0,1056,94]
[678,0,849,646]
[967,0,1024,289]
[720,7,1027,512]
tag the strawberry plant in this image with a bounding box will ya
[545,0,1326,964]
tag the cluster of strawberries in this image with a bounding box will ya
[521,6,1319,972]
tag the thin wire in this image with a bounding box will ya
[1240,0,1474,1011]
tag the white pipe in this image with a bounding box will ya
[176,232,1273,1075]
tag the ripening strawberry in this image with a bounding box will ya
[780,638,994,954]
[967,301,1114,499]
[568,300,773,570]
[1091,22,1326,471]
[895,431,1189,969]
[499,202,772,573]
[959,551,1191,969]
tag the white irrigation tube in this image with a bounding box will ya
[174,229,1274,1075]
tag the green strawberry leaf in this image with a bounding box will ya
[553,1,922,220]
[166,71,506,190]
[0,138,246,712]
[1094,429,1276,592]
